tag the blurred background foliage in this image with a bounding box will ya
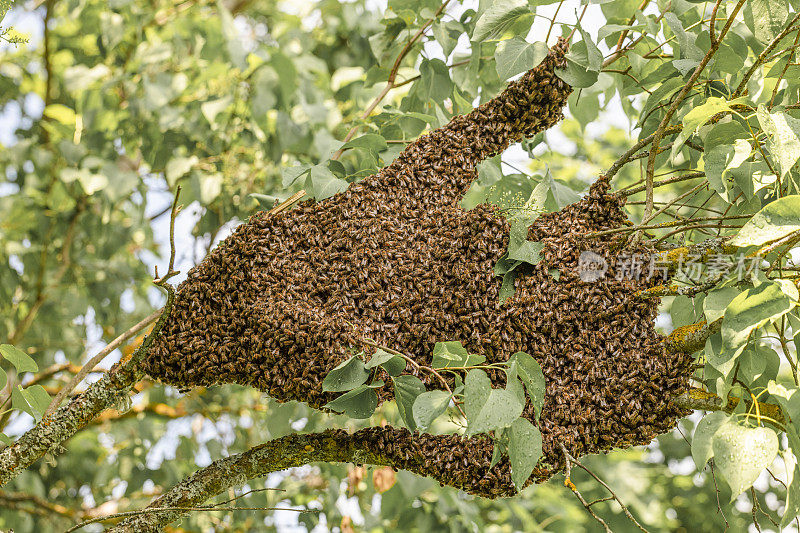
[1,0,799,531]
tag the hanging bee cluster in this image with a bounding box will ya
[143,38,692,496]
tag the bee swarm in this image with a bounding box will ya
[143,38,692,497]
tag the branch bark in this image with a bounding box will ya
[105,431,381,532]
[103,379,785,532]
[0,358,141,487]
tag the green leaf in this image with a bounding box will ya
[705,120,749,151]
[0,367,6,390]
[0,344,38,373]
[412,390,452,429]
[767,381,800,424]
[671,295,697,329]
[508,418,542,490]
[476,157,503,186]
[415,59,453,103]
[322,356,370,392]
[0,433,11,446]
[673,97,737,158]
[499,271,517,303]
[306,164,349,200]
[545,169,581,210]
[432,20,462,57]
[731,196,800,247]
[341,134,388,155]
[432,341,468,361]
[494,38,548,79]
[217,0,247,69]
[507,218,544,264]
[366,349,406,376]
[11,385,50,422]
[464,369,524,436]
[62,168,108,196]
[503,361,525,405]
[366,348,397,369]
[712,422,779,500]
[490,436,506,469]
[197,172,223,203]
[472,0,531,42]
[573,28,602,72]
[382,356,407,377]
[324,385,378,419]
[555,50,598,88]
[691,411,729,469]
[200,96,232,124]
[393,375,426,430]
[756,106,800,177]
[745,0,789,43]
[663,12,703,61]
[704,331,737,376]
[282,164,313,188]
[165,156,198,187]
[723,280,798,354]
[597,23,645,41]
[704,141,751,201]
[430,341,486,369]
[639,78,683,127]
[511,351,545,419]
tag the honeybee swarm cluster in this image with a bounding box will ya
[143,39,691,497]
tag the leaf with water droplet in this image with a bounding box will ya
[712,421,779,500]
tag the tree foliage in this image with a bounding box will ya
[1,0,800,531]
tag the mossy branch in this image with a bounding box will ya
[664,318,722,355]
[98,378,790,533]
[673,388,787,427]
[102,431,376,532]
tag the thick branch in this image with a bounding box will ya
[105,431,367,531]
[664,318,721,355]
[673,388,786,426]
[104,380,784,533]
[0,358,141,487]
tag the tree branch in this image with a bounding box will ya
[642,0,746,223]
[0,358,141,487]
[103,430,417,532]
[664,318,721,355]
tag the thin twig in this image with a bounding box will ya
[153,186,182,285]
[66,506,304,532]
[602,125,683,182]
[638,182,708,228]
[642,0,746,225]
[585,214,749,238]
[546,0,566,42]
[618,171,706,197]
[559,444,612,533]
[42,310,162,419]
[360,337,466,418]
[561,444,649,532]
